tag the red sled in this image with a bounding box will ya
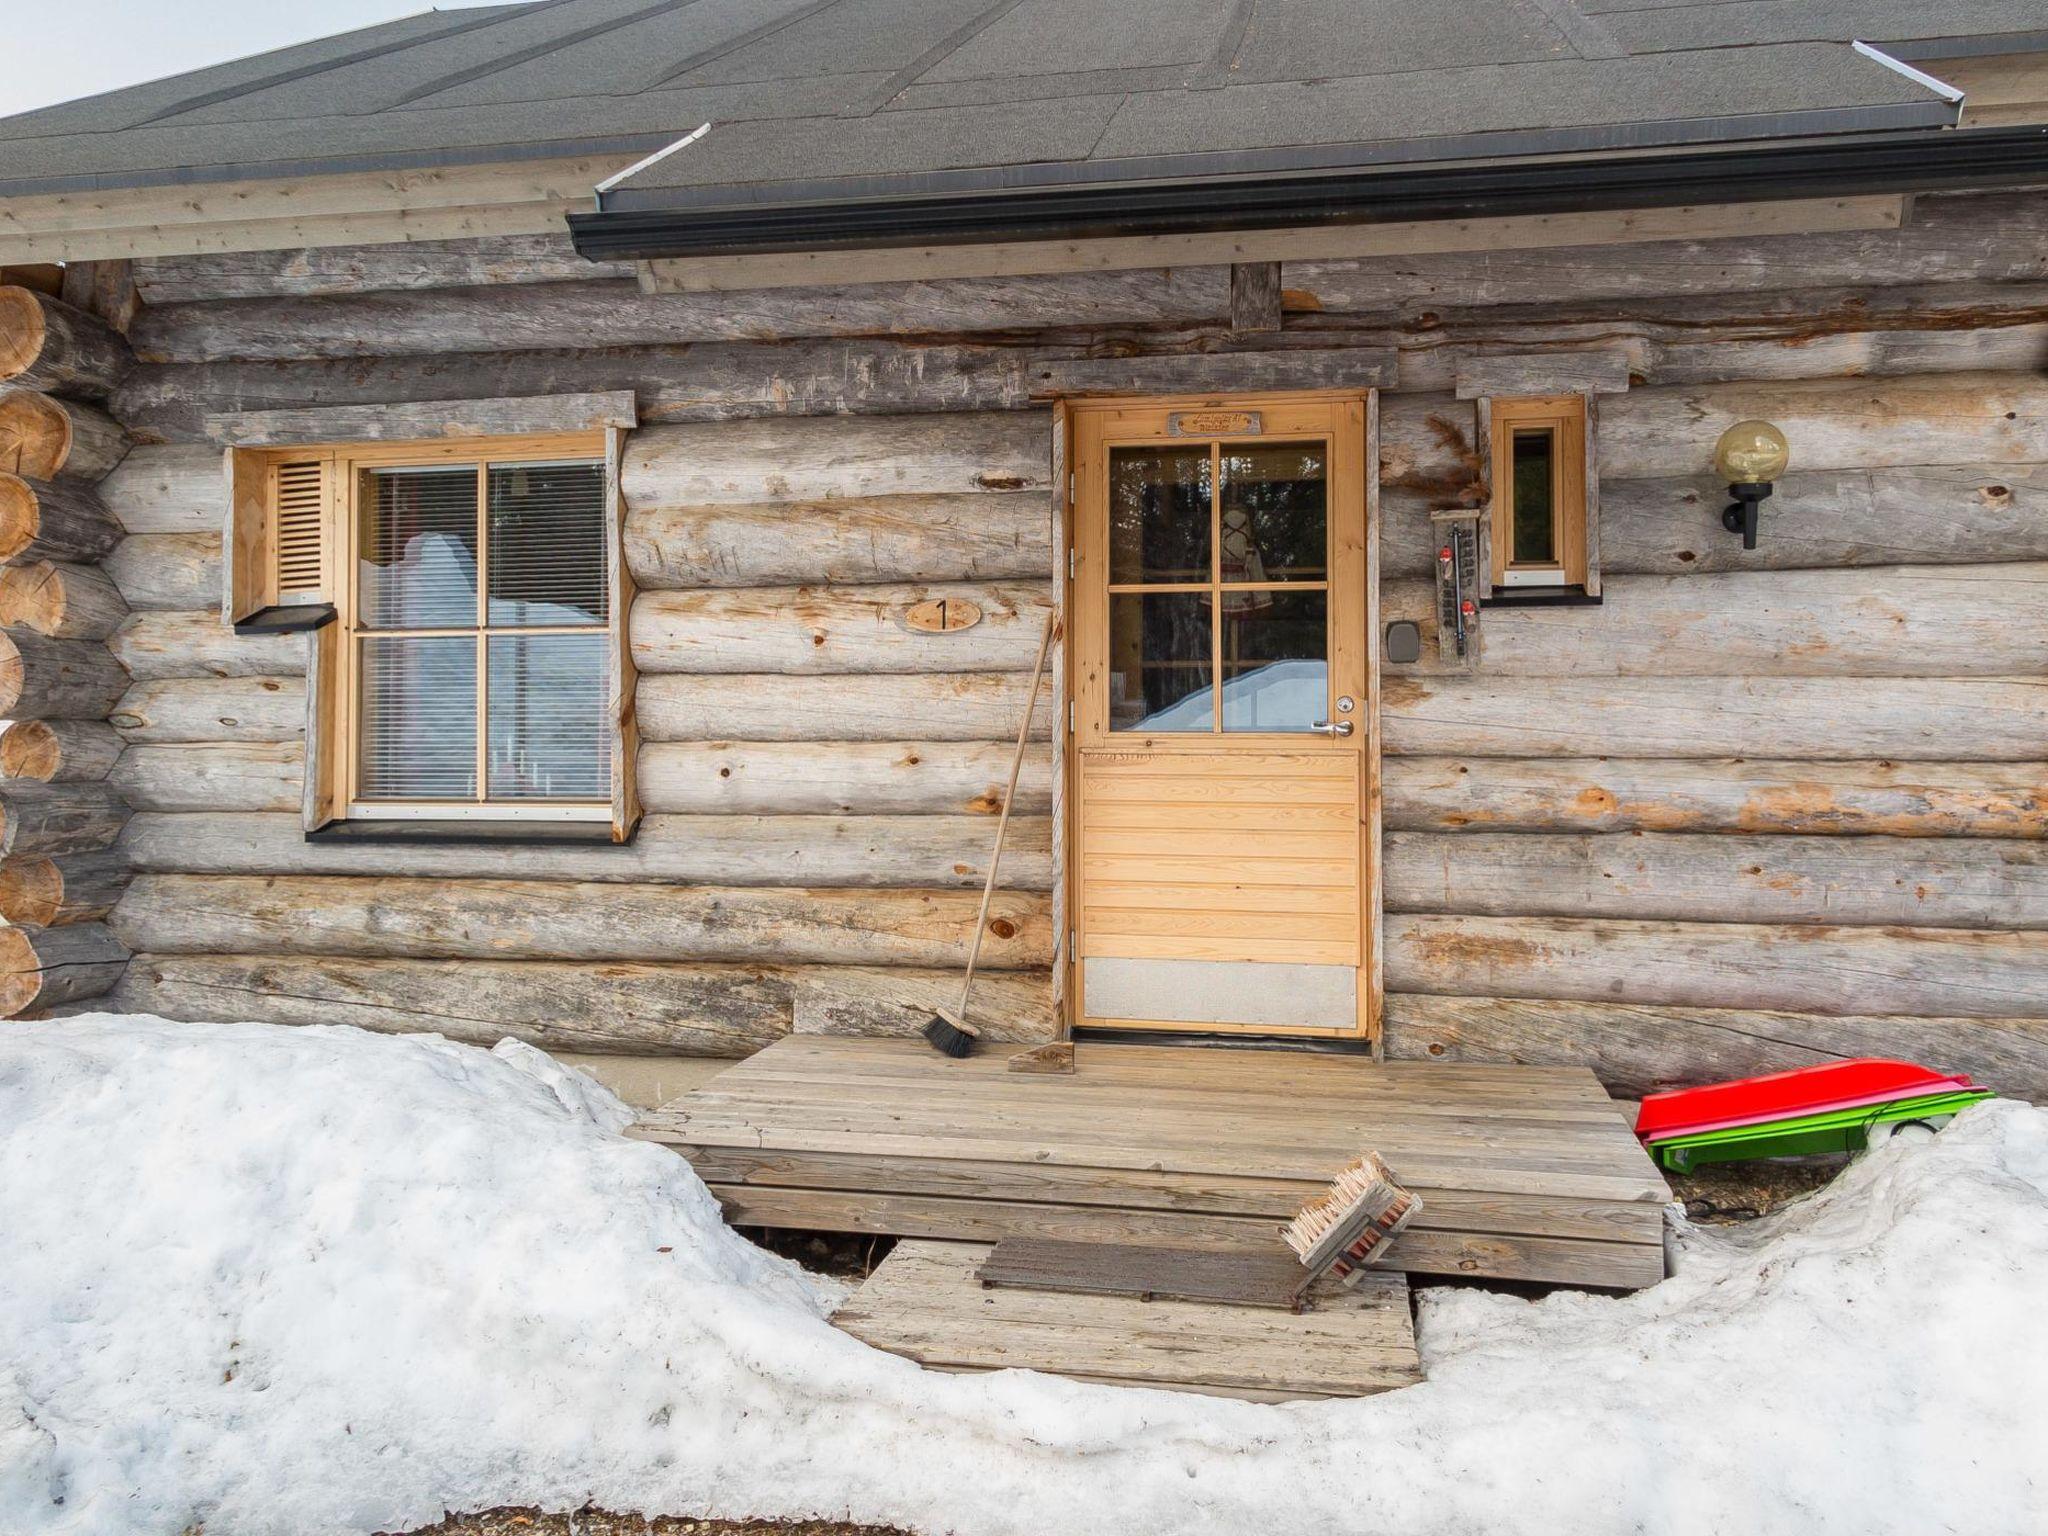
[1634,1059,1972,1143]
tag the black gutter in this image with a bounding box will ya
[569,124,2048,263]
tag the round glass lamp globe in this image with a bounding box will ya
[1714,419,1791,484]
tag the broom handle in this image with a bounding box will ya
[958,610,1057,1019]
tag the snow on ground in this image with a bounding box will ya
[2,1016,2043,1536]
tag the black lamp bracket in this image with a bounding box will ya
[1722,480,1774,550]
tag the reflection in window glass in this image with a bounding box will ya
[1511,428,1556,565]
[487,462,608,625]
[487,633,609,800]
[358,636,478,799]
[1219,442,1326,582]
[1109,591,1213,732]
[1108,447,1211,585]
[1221,589,1328,732]
[358,467,478,629]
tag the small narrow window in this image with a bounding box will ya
[1489,396,1587,592]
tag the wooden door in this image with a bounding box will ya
[1068,393,1376,1038]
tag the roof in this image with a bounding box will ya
[0,0,2042,213]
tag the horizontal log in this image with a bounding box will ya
[0,285,129,397]
[102,532,219,611]
[131,269,1233,359]
[108,741,301,812]
[112,874,1055,969]
[637,672,1056,743]
[1382,994,2048,1103]
[211,389,637,448]
[0,921,128,1017]
[1385,913,2048,1018]
[0,779,127,856]
[1383,563,2048,678]
[108,953,1053,1053]
[121,811,1055,890]
[94,443,224,534]
[1384,831,2048,929]
[109,610,304,679]
[1382,676,2048,760]
[0,560,126,639]
[0,386,128,480]
[625,491,1051,589]
[131,235,634,302]
[0,472,123,562]
[0,719,124,782]
[0,630,129,718]
[639,741,1055,817]
[0,849,131,925]
[630,583,1051,675]
[1383,757,2048,839]
[623,414,1050,507]
[109,676,304,742]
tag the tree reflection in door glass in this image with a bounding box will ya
[1109,446,1211,585]
[1109,591,1213,731]
[1219,442,1325,583]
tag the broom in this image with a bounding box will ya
[922,609,1058,1058]
[1281,1151,1421,1289]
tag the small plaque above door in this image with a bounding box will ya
[1168,410,1262,437]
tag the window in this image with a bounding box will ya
[1488,395,1588,592]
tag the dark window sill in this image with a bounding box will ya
[235,602,337,636]
[306,819,624,846]
[1483,586,1603,608]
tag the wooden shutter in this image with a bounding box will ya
[271,458,328,599]
[224,447,334,626]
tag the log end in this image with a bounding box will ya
[0,560,60,633]
[0,472,34,562]
[1,720,62,781]
[0,857,63,926]
[0,287,47,385]
[0,629,21,716]
[0,389,70,482]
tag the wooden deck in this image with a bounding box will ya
[835,1240,1422,1401]
[634,1036,1671,1290]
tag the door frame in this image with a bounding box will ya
[1057,388,1383,1045]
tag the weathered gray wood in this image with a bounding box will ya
[623,413,1050,507]
[101,533,220,612]
[1385,831,2048,929]
[95,444,225,534]
[639,741,1056,817]
[625,491,1052,589]
[1229,263,1282,333]
[1383,563,2048,677]
[0,719,124,782]
[0,631,129,719]
[0,473,123,563]
[0,561,127,639]
[0,780,127,856]
[120,811,1055,890]
[1385,913,2048,1018]
[135,269,1235,359]
[976,1237,1311,1309]
[0,849,131,926]
[109,741,301,812]
[108,610,304,680]
[109,676,305,742]
[787,965,1054,1041]
[630,583,1052,675]
[0,286,129,398]
[0,387,128,481]
[111,874,1055,969]
[1383,757,2048,839]
[207,390,638,446]
[1455,351,1630,398]
[637,672,1057,743]
[1382,994,2048,1103]
[1382,675,2048,760]
[0,921,128,1017]
[131,235,636,302]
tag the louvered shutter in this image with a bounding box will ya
[271,458,328,600]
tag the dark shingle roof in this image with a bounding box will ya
[0,0,2040,204]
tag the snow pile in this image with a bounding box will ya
[3,1016,2044,1536]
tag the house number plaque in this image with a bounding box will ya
[902,596,984,633]
[1168,410,1262,436]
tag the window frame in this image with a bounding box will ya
[1487,394,1589,593]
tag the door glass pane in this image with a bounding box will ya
[358,467,478,629]
[1511,428,1556,564]
[1108,591,1213,732]
[487,461,608,625]
[1219,441,1325,582]
[1109,446,1211,585]
[487,634,609,800]
[1221,589,1328,732]
[358,636,476,799]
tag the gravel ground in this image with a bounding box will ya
[395,1511,906,1536]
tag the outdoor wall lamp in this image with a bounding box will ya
[1715,420,1791,550]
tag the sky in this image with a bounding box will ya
[0,1,509,119]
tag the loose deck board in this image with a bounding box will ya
[835,1240,1421,1400]
[976,1237,1316,1310]
[636,1036,1670,1290]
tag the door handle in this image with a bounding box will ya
[1309,719,1354,737]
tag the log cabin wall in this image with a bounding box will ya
[9,185,2042,1100]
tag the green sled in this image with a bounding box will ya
[1646,1089,1996,1173]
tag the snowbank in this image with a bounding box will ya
[2,1017,2042,1536]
